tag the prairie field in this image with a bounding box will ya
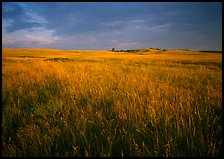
[2,48,222,157]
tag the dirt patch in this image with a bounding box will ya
[16,56,46,58]
[45,58,74,62]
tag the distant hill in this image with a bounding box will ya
[199,50,222,53]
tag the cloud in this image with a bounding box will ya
[25,11,48,24]
[99,18,148,31]
[2,26,60,48]
[2,38,14,45]
[24,34,53,45]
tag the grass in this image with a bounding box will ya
[2,48,222,157]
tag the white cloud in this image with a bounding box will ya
[25,11,48,24]
[2,19,13,28]
[68,13,81,25]
[24,34,51,44]
[2,38,14,45]
[149,23,173,32]
[100,18,147,29]
[2,26,60,46]
[120,42,140,46]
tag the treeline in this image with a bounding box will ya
[111,47,167,52]
[111,48,141,52]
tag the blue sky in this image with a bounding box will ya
[2,2,222,50]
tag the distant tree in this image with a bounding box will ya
[112,48,115,52]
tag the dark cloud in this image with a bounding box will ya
[6,21,42,33]
[2,2,43,32]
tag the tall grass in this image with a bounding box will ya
[2,48,222,157]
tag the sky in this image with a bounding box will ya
[2,2,222,50]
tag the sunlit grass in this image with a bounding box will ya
[2,48,222,157]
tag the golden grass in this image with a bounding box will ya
[2,48,222,157]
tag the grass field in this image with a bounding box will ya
[2,48,222,157]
